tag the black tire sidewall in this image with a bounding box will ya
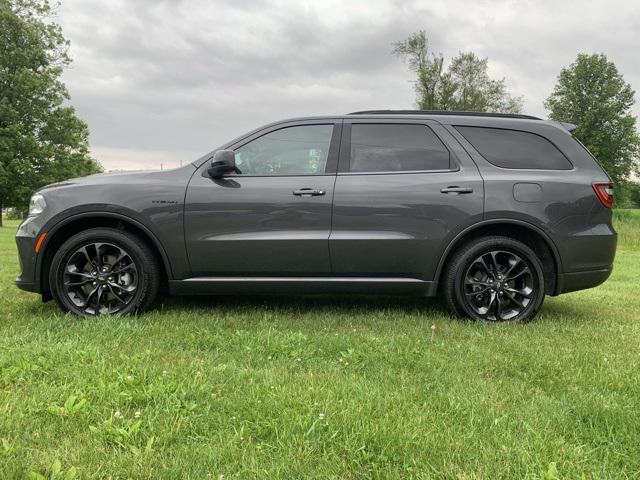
[50,228,154,317]
[450,237,545,322]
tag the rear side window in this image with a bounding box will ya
[455,126,573,170]
[350,124,450,172]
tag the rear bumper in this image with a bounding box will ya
[553,220,616,295]
[555,266,613,295]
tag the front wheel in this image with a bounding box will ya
[444,236,546,322]
[49,228,160,316]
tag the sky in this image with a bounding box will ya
[56,0,640,171]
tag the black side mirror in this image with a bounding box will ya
[207,150,240,178]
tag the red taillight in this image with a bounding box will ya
[592,182,614,209]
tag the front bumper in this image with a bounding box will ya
[15,218,41,294]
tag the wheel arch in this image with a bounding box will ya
[37,211,172,298]
[435,219,562,296]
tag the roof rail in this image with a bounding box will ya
[347,110,542,121]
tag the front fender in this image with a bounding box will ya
[34,206,185,292]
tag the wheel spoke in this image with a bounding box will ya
[503,258,522,279]
[64,278,92,287]
[488,251,500,276]
[82,286,99,308]
[109,249,129,271]
[505,264,531,281]
[475,256,494,278]
[78,246,97,271]
[493,294,503,321]
[108,281,136,294]
[504,287,532,298]
[465,286,491,297]
[110,263,136,275]
[95,243,108,270]
[94,286,104,313]
[484,291,497,318]
[505,291,526,308]
[107,285,127,304]
[65,266,94,279]
[464,275,491,287]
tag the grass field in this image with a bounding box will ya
[1,212,639,479]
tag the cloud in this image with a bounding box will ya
[56,0,640,170]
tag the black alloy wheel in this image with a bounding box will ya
[63,242,138,315]
[444,236,546,322]
[50,228,160,316]
[463,250,534,321]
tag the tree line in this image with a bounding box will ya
[394,31,640,206]
[1,5,639,228]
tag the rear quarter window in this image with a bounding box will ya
[455,126,573,170]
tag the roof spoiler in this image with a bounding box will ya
[549,120,577,133]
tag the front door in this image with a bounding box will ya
[184,121,340,276]
[330,119,484,280]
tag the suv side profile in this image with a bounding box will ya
[15,111,617,322]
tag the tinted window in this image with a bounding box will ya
[234,124,333,175]
[350,124,450,172]
[455,126,572,170]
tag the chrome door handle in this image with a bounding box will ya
[293,188,325,196]
[440,186,473,194]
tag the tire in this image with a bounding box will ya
[49,228,160,317]
[443,236,545,323]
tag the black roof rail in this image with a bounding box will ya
[347,110,542,121]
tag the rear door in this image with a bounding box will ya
[329,118,484,280]
[184,120,341,276]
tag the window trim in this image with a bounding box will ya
[453,125,575,171]
[221,121,342,177]
[338,120,460,175]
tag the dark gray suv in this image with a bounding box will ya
[15,111,617,322]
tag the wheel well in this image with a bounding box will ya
[439,223,558,295]
[40,216,169,297]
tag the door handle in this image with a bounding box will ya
[293,188,325,196]
[440,186,473,194]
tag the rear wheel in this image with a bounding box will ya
[444,236,545,322]
[49,228,159,316]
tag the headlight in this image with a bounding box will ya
[28,193,47,217]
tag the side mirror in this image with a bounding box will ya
[207,150,239,178]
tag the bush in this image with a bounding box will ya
[616,180,640,208]
[5,208,26,220]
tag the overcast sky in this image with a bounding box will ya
[56,0,640,171]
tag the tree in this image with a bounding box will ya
[393,31,523,114]
[0,0,101,225]
[441,52,523,113]
[392,31,444,110]
[545,53,640,185]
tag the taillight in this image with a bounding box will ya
[592,182,614,209]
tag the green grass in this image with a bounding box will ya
[1,213,639,479]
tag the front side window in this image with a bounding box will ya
[455,126,573,170]
[234,124,333,175]
[349,124,450,172]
